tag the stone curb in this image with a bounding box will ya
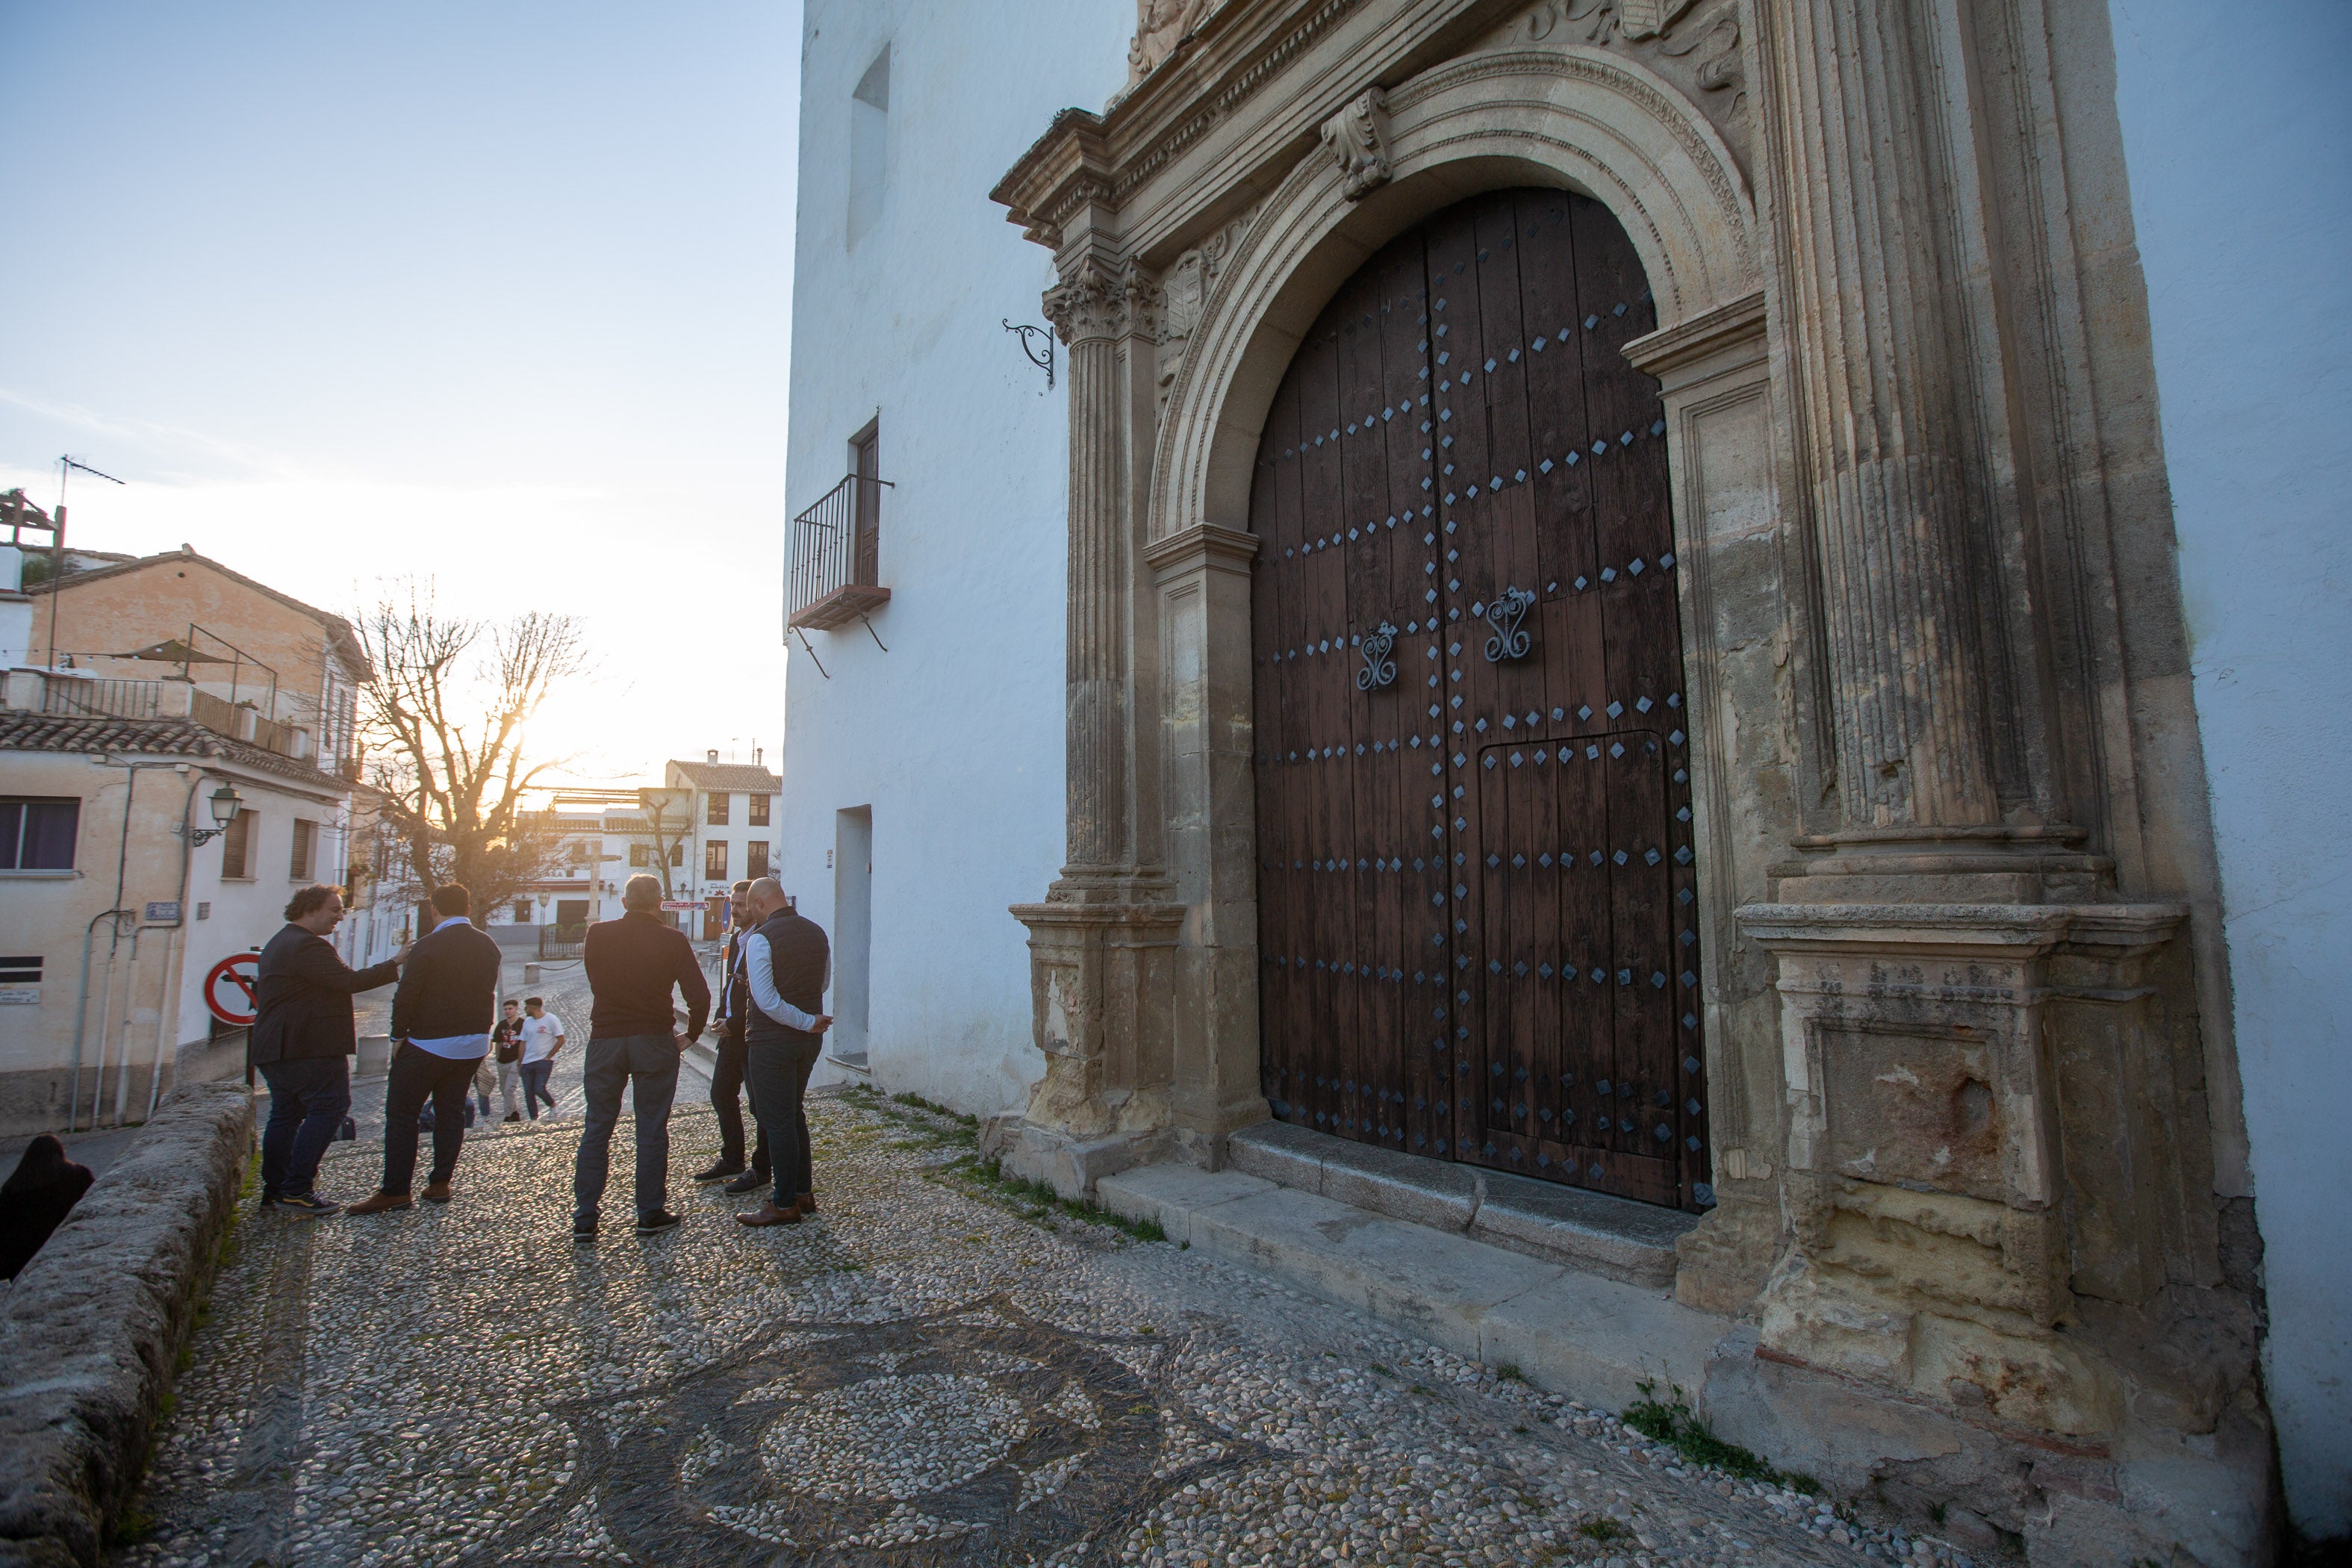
[0,1083,254,1568]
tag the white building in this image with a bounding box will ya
[778,0,1124,1101]
[778,0,2349,1543]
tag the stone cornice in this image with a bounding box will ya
[1622,287,1766,379]
[992,0,1520,252]
[1142,522,1260,578]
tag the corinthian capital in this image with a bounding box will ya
[1044,258,1160,343]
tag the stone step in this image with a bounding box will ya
[1226,1120,1699,1287]
[1096,1161,1726,1415]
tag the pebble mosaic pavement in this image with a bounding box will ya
[120,1002,1991,1568]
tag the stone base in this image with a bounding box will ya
[983,1116,1169,1201]
[1701,1328,2278,1568]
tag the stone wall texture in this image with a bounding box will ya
[0,1083,252,1567]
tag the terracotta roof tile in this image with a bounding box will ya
[667,760,782,793]
[0,712,353,792]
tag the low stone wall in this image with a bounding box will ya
[0,1083,253,1568]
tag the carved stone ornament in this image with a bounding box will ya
[1042,258,1160,344]
[1318,87,1393,201]
[1129,0,1220,83]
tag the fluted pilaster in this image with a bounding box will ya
[1759,0,1997,831]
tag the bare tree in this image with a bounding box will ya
[626,788,694,900]
[355,582,590,922]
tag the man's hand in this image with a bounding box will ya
[673,1032,694,1055]
[393,938,412,965]
[809,1014,835,1035]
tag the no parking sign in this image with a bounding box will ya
[205,952,260,1026]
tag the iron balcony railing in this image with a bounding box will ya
[39,676,169,721]
[787,473,894,631]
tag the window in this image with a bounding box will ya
[746,841,770,879]
[629,843,650,868]
[220,809,255,880]
[705,841,729,880]
[289,819,317,881]
[749,794,771,827]
[513,901,531,924]
[0,798,78,871]
[669,841,684,868]
[0,956,40,983]
[851,419,881,585]
[707,792,729,826]
[849,46,889,243]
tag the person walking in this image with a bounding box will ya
[735,878,833,1228]
[516,998,564,1119]
[250,884,406,1216]
[571,874,710,1240]
[491,1000,527,1122]
[694,880,772,1192]
[347,886,503,1216]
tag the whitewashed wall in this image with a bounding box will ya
[2111,0,2352,1536]
[780,0,1130,1113]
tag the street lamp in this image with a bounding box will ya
[185,783,244,846]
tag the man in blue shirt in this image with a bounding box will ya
[348,884,505,1215]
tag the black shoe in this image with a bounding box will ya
[692,1160,746,1184]
[277,1192,340,1216]
[724,1169,768,1196]
[259,1191,282,1209]
[573,1214,597,1242]
[635,1210,683,1234]
[503,1112,522,1123]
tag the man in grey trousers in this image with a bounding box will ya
[570,874,710,1240]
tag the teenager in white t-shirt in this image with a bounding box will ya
[516,998,566,1120]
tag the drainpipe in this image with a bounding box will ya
[139,767,208,1120]
[66,756,175,1128]
[66,909,126,1132]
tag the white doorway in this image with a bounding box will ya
[833,806,873,1068]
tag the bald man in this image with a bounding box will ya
[735,878,833,1227]
[572,874,711,1240]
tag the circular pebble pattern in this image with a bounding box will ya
[118,1087,1987,1567]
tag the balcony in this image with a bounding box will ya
[4,669,336,769]
[787,473,892,631]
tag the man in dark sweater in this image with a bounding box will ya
[735,877,833,1228]
[249,883,407,1216]
[571,874,711,1240]
[348,884,504,1216]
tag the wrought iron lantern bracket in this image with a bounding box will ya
[1003,319,1055,393]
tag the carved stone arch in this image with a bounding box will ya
[1151,43,1757,548]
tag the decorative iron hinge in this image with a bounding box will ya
[1481,587,1537,662]
[1357,621,1399,691]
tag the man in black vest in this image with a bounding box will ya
[348,884,504,1215]
[694,880,773,1191]
[252,884,408,1216]
[735,877,833,1227]
[572,874,710,1239]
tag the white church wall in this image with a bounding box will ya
[780,0,1130,1116]
[2111,0,2352,1535]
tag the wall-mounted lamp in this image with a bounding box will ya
[184,783,244,846]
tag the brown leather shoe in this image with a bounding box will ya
[794,1192,817,1216]
[421,1181,453,1204]
[735,1201,803,1228]
[344,1191,414,1216]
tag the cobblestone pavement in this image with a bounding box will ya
[119,1091,1986,1568]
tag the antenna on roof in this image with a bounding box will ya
[46,455,128,671]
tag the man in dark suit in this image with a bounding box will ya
[735,877,833,1228]
[251,884,407,1216]
[694,879,772,1191]
[348,884,504,1215]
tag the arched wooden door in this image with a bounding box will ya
[1249,188,1711,1211]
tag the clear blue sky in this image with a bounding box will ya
[0,1,802,783]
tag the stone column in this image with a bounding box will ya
[1756,0,1998,838]
[1001,251,1183,1199]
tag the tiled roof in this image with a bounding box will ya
[0,712,353,793]
[668,760,781,794]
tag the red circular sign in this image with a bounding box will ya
[205,952,260,1026]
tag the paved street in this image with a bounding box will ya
[117,1089,1977,1567]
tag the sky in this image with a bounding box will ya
[0,1,803,788]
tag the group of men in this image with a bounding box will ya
[247,871,834,1238]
